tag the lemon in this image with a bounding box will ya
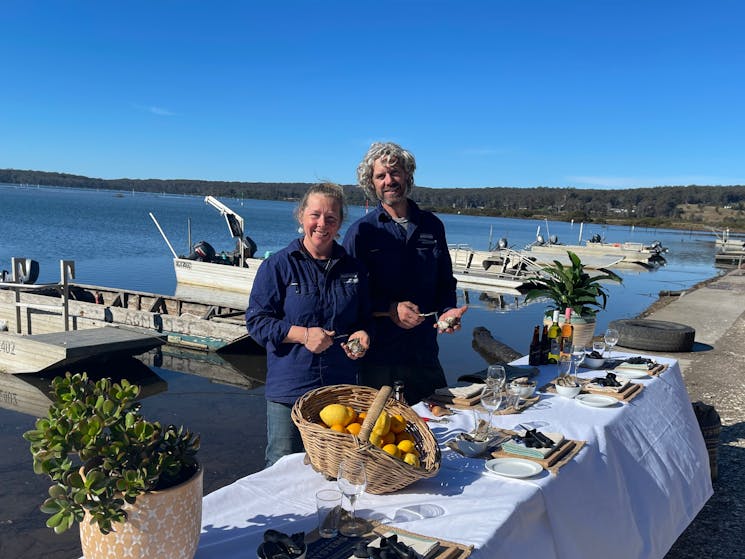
[346,422,362,436]
[368,431,384,447]
[389,414,406,434]
[397,439,416,455]
[346,406,358,424]
[382,444,401,458]
[319,404,353,427]
[372,411,391,436]
[403,452,420,467]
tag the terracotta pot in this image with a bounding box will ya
[79,465,203,559]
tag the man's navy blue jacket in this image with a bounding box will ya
[343,200,456,367]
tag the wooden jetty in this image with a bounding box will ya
[0,326,166,374]
[0,359,167,417]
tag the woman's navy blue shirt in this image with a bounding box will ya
[245,238,372,404]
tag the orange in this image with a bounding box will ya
[396,431,415,444]
[329,424,346,433]
[346,422,362,436]
[358,411,367,420]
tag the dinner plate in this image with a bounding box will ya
[575,394,618,408]
[484,458,543,478]
[612,367,650,379]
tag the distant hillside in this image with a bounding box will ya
[3,168,745,231]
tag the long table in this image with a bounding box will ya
[196,355,712,559]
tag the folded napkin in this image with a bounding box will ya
[434,383,484,399]
[502,432,564,459]
[586,379,632,393]
[616,361,652,370]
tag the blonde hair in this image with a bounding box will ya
[294,182,347,224]
[356,142,416,201]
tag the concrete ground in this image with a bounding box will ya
[616,268,745,559]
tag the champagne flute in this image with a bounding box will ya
[337,458,367,537]
[480,385,503,433]
[486,364,506,390]
[604,328,620,359]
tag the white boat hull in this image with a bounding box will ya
[173,257,263,295]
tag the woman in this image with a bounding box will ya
[246,182,372,467]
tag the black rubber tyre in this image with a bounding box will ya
[608,319,696,353]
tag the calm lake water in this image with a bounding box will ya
[0,184,724,558]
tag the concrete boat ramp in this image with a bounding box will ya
[0,326,165,374]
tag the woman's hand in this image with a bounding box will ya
[303,326,335,353]
[342,330,370,360]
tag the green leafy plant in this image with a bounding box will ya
[524,251,622,317]
[23,372,200,535]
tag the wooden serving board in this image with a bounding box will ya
[490,434,586,475]
[582,380,644,402]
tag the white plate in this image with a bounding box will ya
[484,458,543,478]
[612,367,650,379]
[575,394,618,408]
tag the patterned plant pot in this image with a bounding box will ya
[79,465,203,559]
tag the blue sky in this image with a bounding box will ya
[2,0,744,189]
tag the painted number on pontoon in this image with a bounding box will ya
[176,261,193,270]
[0,341,16,355]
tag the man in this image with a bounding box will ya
[343,142,467,404]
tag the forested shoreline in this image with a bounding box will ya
[3,168,745,231]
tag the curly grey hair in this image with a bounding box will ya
[356,142,416,201]
[294,182,348,225]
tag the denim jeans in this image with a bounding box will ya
[265,400,304,468]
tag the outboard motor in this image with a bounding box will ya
[13,258,40,284]
[536,234,546,245]
[497,237,508,250]
[590,234,602,244]
[192,240,216,262]
[549,235,559,245]
[243,236,258,258]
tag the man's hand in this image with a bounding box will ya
[435,305,468,334]
[390,301,424,330]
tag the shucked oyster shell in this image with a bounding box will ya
[345,337,365,356]
[436,316,461,330]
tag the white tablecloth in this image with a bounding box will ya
[197,355,712,559]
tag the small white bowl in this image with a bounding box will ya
[555,383,582,399]
[583,356,606,369]
[509,380,536,399]
[453,433,492,457]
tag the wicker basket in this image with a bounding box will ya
[291,384,441,494]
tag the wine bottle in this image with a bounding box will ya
[547,310,561,364]
[559,307,573,358]
[528,325,541,366]
[539,324,550,364]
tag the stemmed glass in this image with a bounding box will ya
[604,328,620,359]
[592,340,606,357]
[479,385,503,435]
[570,344,586,381]
[337,458,368,537]
[486,364,506,390]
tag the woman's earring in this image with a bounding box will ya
[297,226,303,234]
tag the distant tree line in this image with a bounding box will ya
[3,168,745,229]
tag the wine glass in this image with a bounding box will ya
[337,458,368,537]
[592,340,606,357]
[557,355,572,379]
[479,385,503,433]
[604,328,620,359]
[486,364,506,390]
[570,344,586,380]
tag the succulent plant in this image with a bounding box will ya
[524,251,622,317]
[23,372,200,535]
